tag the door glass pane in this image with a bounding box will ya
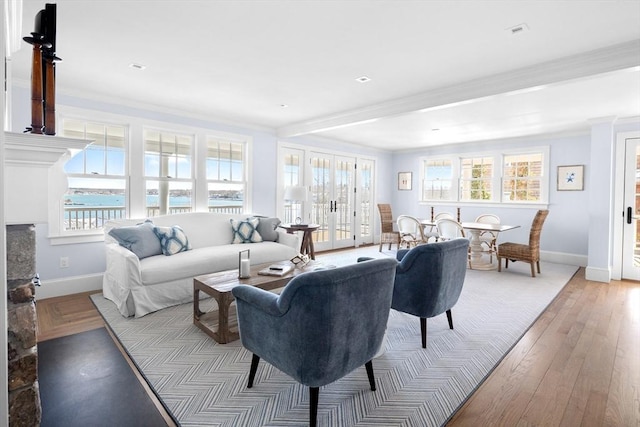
[334,158,353,240]
[360,161,372,237]
[635,146,640,267]
[283,153,303,224]
[311,157,330,244]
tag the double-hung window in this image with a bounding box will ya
[206,137,245,213]
[502,153,543,202]
[460,156,493,201]
[420,147,548,205]
[144,130,193,216]
[61,119,127,231]
[422,159,455,201]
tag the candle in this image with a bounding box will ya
[240,259,250,278]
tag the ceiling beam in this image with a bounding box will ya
[277,40,640,138]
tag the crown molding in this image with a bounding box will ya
[277,40,640,138]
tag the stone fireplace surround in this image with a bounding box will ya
[4,132,89,426]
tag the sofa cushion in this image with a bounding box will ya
[153,225,192,255]
[108,220,162,259]
[139,242,298,285]
[257,217,281,242]
[231,217,263,244]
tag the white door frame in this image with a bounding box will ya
[612,130,640,280]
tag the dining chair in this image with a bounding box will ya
[475,214,501,262]
[377,203,400,252]
[397,215,427,248]
[497,209,549,277]
[232,258,398,427]
[436,218,472,268]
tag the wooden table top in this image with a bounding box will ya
[194,261,319,293]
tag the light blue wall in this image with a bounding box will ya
[390,134,592,257]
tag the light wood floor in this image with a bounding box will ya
[36,268,640,426]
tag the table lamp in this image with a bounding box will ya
[284,185,308,226]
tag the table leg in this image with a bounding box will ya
[303,230,315,260]
[193,284,239,344]
[467,229,496,270]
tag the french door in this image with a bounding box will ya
[310,152,356,251]
[622,137,640,279]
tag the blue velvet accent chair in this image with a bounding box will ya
[232,257,398,427]
[392,238,469,348]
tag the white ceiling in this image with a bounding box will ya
[10,0,640,151]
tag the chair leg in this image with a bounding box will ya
[537,260,541,274]
[365,360,376,391]
[310,387,319,427]
[420,317,427,348]
[379,241,382,252]
[446,309,453,329]
[247,354,260,388]
[497,256,502,272]
[530,262,536,277]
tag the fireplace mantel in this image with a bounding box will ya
[4,132,91,225]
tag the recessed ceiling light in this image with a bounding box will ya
[507,23,529,35]
[279,104,289,108]
[355,76,371,83]
[129,63,146,70]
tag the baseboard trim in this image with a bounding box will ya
[540,250,587,267]
[38,273,103,299]
[585,266,611,283]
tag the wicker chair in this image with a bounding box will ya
[377,204,400,252]
[497,210,549,277]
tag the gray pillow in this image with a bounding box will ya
[257,217,281,242]
[108,220,162,259]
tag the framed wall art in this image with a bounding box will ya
[398,172,412,190]
[557,165,584,191]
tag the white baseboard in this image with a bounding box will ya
[585,266,611,283]
[540,250,587,267]
[37,273,103,299]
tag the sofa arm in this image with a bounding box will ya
[276,230,300,250]
[104,243,143,289]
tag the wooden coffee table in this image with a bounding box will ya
[193,261,315,344]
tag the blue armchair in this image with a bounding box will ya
[392,238,469,348]
[232,257,398,427]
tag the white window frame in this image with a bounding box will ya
[419,146,550,208]
[49,106,253,244]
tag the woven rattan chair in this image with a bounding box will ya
[377,204,400,252]
[497,210,549,277]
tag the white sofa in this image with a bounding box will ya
[103,212,299,318]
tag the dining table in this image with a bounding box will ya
[421,219,520,270]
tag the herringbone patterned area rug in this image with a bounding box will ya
[92,248,578,426]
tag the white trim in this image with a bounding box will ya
[612,130,640,280]
[585,266,611,283]
[37,273,103,299]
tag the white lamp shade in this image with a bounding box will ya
[284,185,308,201]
